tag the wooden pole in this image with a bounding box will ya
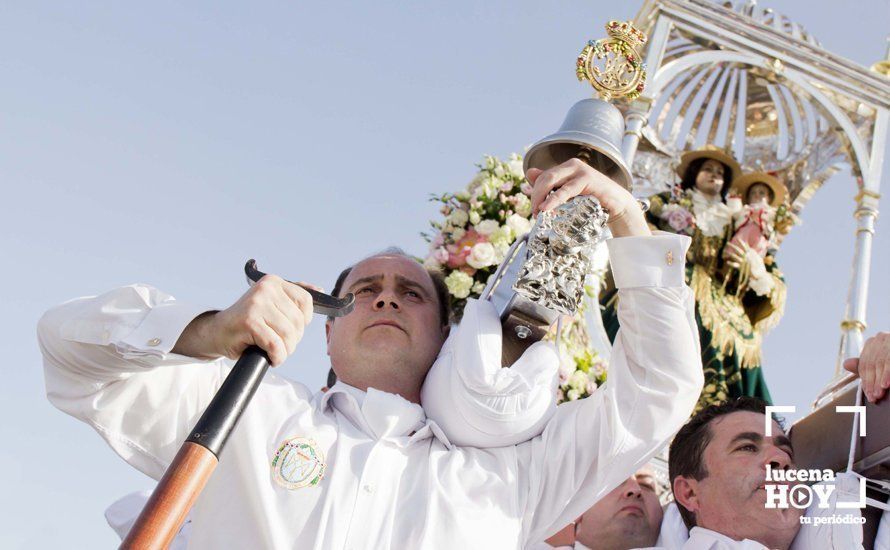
[120,347,270,549]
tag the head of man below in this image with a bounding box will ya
[568,466,664,550]
[324,249,451,404]
[669,397,802,549]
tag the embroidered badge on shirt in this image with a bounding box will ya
[271,437,326,490]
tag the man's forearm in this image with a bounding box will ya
[607,207,651,238]
[171,310,221,360]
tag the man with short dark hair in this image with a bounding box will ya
[668,397,797,541]
[40,160,704,548]
[666,394,870,549]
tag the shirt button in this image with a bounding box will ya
[147,338,162,347]
[363,483,375,494]
[665,250,674,266]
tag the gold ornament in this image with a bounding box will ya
[576,20,648,101]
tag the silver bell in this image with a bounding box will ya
[523,98,633,191]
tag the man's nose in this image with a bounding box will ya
[763,445,792,470]
[373,289,401,311]
[622,477,642,499]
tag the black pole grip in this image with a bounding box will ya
[185,346,270,457]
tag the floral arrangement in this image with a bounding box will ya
[422,153,608,403]
[422,154,533,313]
[655,185,740,238]
[554,286,609,402]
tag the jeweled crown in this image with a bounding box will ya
[605,20,646,48]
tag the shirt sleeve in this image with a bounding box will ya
[517,232,704,544]
[420,298,560,448]
[38,284,231,480]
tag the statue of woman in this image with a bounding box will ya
[600,147,787,409]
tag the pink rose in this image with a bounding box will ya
[433,247,449,263]
[667,208,695,233]
[446,229,486,268]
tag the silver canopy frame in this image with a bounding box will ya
[615,0,888,399]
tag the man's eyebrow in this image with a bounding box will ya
[635,474,656,485]
[395,275,431,298]
[729,432,763,446]
[347,275,383,291]
[774,434,794,453]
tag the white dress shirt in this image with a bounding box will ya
[39,234,702,549]
[653,474,865,550]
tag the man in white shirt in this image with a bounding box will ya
[572,466,664,550]
[39,158,703,548]
[667,397,866,550]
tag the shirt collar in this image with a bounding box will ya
[690,188,724,206]
[319,381,452,448]
[687,527,768,549]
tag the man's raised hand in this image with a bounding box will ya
[843,331,890,403]
[526,158,650,238]
[172,275,316,366]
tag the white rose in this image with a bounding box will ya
[569,370,589,392]
[474,219,500,236]
[471,281,485,294]
[506,213,532,238]
[493,164,506,178]
[514,194,532,218]
[484,177,501,199]
[444,271,474,299]
[507,155,525,178]
[448,209,469,227]
[467,242,497,269]
[450,227,466,241]
[492,241,510,263]
[489,226,513,247]
[566,389,581,401]
[469,211,481,225]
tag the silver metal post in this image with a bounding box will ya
[620,16,671,166]
[836,109,887,374]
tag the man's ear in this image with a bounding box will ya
[325,319,333,355]
[672,476,700,517]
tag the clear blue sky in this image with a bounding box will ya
[1,1,888,547]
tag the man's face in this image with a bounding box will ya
[573,467,663,550]
[325,255,446,393]
[678,411,802,543]
[694,159,726,197]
